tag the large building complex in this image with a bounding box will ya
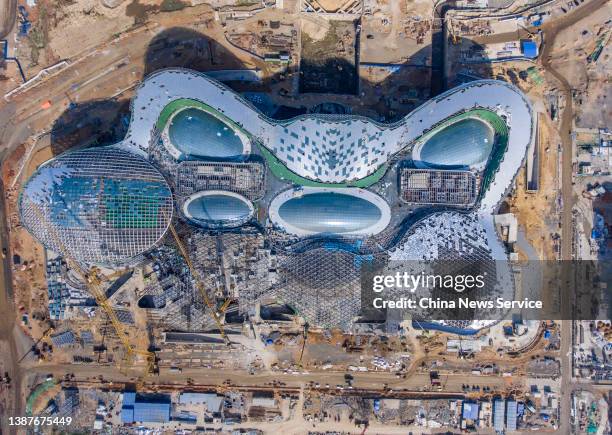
[19,68,535,331]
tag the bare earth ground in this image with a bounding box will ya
[360,0,431,63]
[547,5,611,128]
[300,19,357,94]
[510,111,562,261]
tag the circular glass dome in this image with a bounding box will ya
[183,191,253,228]
[416,118,494,169]
[275,191,387,235]
[19,146,173,265]
[168,108,245,159]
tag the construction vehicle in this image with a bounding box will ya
[165,218,230,345]
[27,198,155,381]
[40,327,54,343]
[518,24,537,39]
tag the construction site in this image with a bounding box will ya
[1,74,575,432]
[0,0,610,431]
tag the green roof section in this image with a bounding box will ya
[257,143,388,188]
[156,99,508,190]
[157,98,391,188]
[156,98,241,132]
[472,110,510,200]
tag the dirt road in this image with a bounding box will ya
[538,0,611,262]
[29,362,520,396]
[0,176,24,435]
[536,1,612,433]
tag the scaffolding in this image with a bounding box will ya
[139,245,214,332]
[274,248,365,330]
[399,168,478,207]
[176,161,266,200]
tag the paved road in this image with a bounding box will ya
[0,1,608,430]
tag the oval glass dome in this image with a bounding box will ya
[168,108,245,159]
[416,118,494,169]
[183,191,253,228]
[270,189,390,236]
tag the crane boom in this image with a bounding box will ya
[26,198,154,375]
[165,221,230,345]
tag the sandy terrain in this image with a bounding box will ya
[547,9,611,129]
[47,0,136,60]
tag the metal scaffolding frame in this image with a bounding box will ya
[19,146,173,265]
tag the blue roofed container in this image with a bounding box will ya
[493,399,505,432]
[521,40,539,58]
[462,401,479,423]
[121,392,136,424]
[133,402,171,423]
[121,393,170,424]
[121,406,135,424]
[506,400,518,431]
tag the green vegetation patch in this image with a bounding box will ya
[525,67,544,85]
[26,379,57,416]
[159,0,187,12]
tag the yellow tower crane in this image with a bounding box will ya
[27,198,155,380]
[165,219,230,345]
[447,20,460,45]
[219,298,233,314]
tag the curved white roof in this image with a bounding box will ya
[124,69,534,205]
[388,211,514,331]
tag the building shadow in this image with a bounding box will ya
[49,99,131,156]
[48,25,495,159]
